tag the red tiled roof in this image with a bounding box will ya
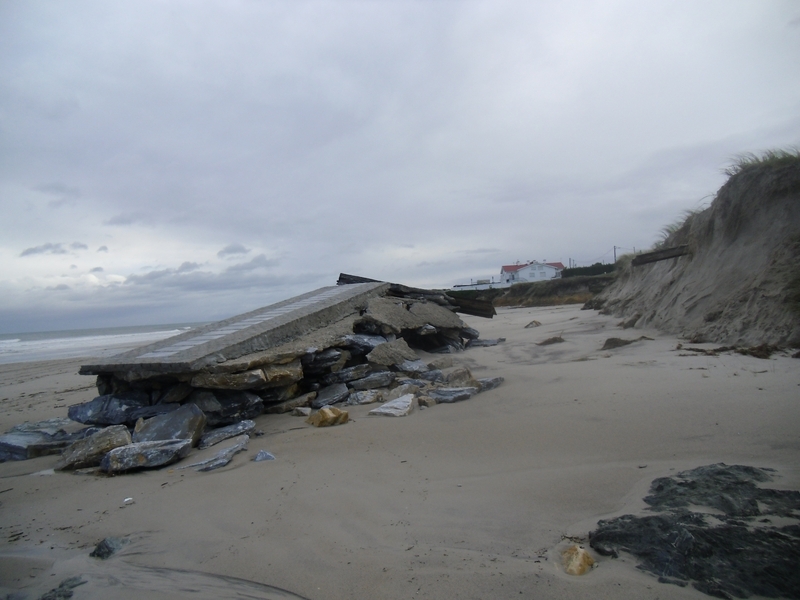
[500,264,527,273]
[546,262,565,270]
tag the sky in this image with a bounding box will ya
[1,0,799,333]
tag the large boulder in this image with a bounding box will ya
[366,338,417,366]
[68,391,179,426]
[56,425,132,470]
[349,371,395,390]
[101,439,193,473]
[186,390,263,426]
[132,403,207,446]
[261,359,304,388]
[190,369,267,390]
[311,383,350,409]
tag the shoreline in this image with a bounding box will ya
[2,305,799,599]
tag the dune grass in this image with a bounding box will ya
[723,147,800,177]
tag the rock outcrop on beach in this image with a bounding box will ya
[592,154,800,346]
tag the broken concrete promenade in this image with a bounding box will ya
[1,278,504,472]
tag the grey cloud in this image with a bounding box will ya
[70,242,88,250]
[177,262,200,273]
[20,243,67,256]
[90,266,103,272]
[97,246,109,252]
[225,254,279,272]
[103,213,151,226]
[34,182,80,208]
[218,243,250,257]
[46,283,71,291]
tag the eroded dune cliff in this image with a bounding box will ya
[593,155,800,346]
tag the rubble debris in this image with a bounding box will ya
[524,320,542,328]
[198,419,256,449]
[466,338,505,347]
[589,463,800,599]
[101,439,193,474]
[306,407,349,427]
[0,278,500,473]
[56,425,132,470]
[132,403,206,446]
[90,536,128,559]
[601,336,652,350]
[562,545,595,575]
[427,387,480,403]
[537,336,565,346]
[476,377,504,392]
[368,394,415,417]
[183,435,249,472]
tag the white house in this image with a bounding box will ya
[500,261,564,284]
[453,260,565,291]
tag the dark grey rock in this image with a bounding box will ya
[589,464,800,600]
[311,383,350,408]
[419,369,445,383]
[466,337,505,347]
[101,438,193,473]
[183,434,249,471]
[56,425,132,470]
[253,449,276,461]
[477,377,504,392]
[416,324,438,336]
[38,576,86,600]
[322,363,372,385]
[0,431,69,461]
[132,403,207,446]
[68,391,178,426]
[157,382,193,404]
[460,326,480,340]
[90,536,128,559]
[427,387,479,403]
[339,334,387,355]
[349,371,396,390]
[302,348,344,373]
[395,359,430,375]
[186,389,263,426]
[198,419,256,449]
[8,418,73,436]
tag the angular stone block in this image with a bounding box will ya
[190,369,266,390]
[186,389,263,426]
[132,403,207,446]
[427,387,479,403]
[346,389,383,405]
[101,439,193,473]
[311,383,350,408]
[349,371,395,390]
[56,425,132,470]
[366,338,417,366]
[368,394,415,417]
[262,359,303,388]
[265,391,316,414]
[306,407,349,427]
[198,420,256,449]
[322,363,372,385]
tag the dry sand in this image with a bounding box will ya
[1,304,799,599]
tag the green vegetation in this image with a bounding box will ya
[449,274,616,308]
[561,262,616,278]
[723,147,800,177]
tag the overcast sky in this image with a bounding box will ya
[1,1,798,333]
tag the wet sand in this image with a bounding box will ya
[1,304,799,599]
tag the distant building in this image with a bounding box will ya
[500,261,563,284]
[452,260,564,291]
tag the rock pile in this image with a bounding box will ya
[1,280,504,473]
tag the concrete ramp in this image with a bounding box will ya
[80,282,388,375]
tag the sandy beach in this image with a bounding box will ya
[1,304,799,599]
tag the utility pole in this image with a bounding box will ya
[613,246,617,262]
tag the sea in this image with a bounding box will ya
[0,323,209,365]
